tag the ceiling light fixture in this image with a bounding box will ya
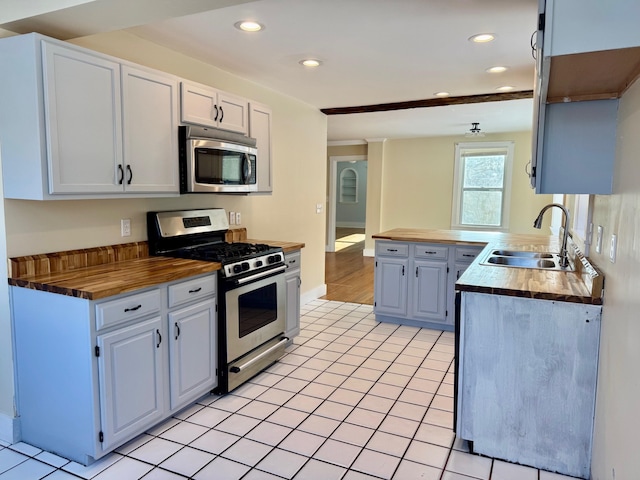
[465,122,486,137]
[496,85,515,92]
[469,33,495,43]
[434,92,450,98]
[234,21,264,32]
[486,66,508,73]
[299,59,322,67]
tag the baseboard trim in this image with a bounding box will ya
[363,248,375,257]
[0,413,19,444]
[301,284,327,306]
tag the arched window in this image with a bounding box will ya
[339,168,358,203]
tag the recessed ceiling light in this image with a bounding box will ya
[434,92,450,98]
[486,66,508,73]
[496,85,515,92]
[469,33,495,43]
[234,21,264,32]
[299,59,322,67]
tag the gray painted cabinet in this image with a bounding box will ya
[11,273,217,465]
[374,240,482,331]
[284,250,301,339]
[457,291,601,479]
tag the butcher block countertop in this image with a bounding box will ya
[8,236,305,300]
[373,228,603,305]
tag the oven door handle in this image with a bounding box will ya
[234,265,287,285]
[229,336,289,373]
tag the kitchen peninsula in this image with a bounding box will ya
[373,228,603,479]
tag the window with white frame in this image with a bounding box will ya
[451,142,514,231]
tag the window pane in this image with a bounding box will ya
[461,191,503,226]
[463,155,505,188]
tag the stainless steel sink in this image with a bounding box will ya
[491,250,554,259]
[480,250,574,271]
[485,257,557,268]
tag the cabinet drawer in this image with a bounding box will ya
[455,247,483,263]
[168,275,216,309]
[414,244,448,260]
[96,289,161,331]
[285,251,301,271]
[376,242,409,257]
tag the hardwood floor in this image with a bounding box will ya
[321,228,374,304]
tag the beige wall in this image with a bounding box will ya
[329,133,553,252]
[589,78,640,479]
[379,132,552,234]
[0,31,327,429]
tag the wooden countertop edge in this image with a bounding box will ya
[7,238,303,300]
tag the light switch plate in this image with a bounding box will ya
[229,212,236,225]
[596,225,603,254]
[609,234,617,263]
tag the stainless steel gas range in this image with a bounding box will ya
[147,208,288,394]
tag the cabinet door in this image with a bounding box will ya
[218,91,249,134]
[374,258,408,316]
[97,316,165,451]
[181,81,217,127]
[410,260,447,322]
[169,300,217,410]
[285,269,301,339]
[249,102,273,193]
[42,41,123,194]
[122,66,179,193]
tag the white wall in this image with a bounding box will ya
[589,77,640,480]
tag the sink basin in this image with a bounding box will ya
[491,250,554,259]
[485,257,557,268]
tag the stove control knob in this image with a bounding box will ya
[255,260,263,267]
[241,262,250,271]
[267,255,277,264]
[233,264,243,274]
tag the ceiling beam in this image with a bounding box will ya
[321,90,534,115]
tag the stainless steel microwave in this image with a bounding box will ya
[179,125,258,193]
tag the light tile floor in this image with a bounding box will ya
[1,300,581,480]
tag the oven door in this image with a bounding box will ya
[224,270,286,364]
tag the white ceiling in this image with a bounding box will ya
[2,0,539,142]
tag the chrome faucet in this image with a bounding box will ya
[533,203,571,268]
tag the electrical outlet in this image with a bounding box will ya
[609,234,617,263]
[316,203,323,214]
[596,225,603,254]
[120,218,131,237]
[236,212,241,225]
[229,212,236,225]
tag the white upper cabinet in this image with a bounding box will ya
[181,81,248,134]
[43,42,124,194]
[0,33,180,200]
[121,65,179,193]
[249,101,273,193]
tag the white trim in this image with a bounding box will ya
[0,413,19,444]
[327,155,367,252]
[301,284,327,306]
[450,141,514,231]
[327,140,367,146]
[365,138,387,143]
[363,248,375,257]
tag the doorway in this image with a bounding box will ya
[327,156,367,252]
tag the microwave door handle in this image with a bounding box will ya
[243,153,252,184]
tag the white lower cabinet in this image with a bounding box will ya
[374,241,484,331]
[168,300,217,410]
[97,316,166,451]
[284,250,301,339]
[10,273,217,465]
